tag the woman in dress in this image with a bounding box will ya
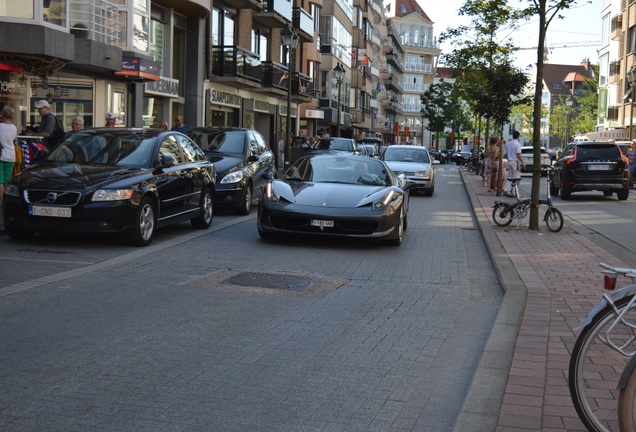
[628,141,636,188]
[484,136,500,192]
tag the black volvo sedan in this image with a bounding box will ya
[2,128,216,246]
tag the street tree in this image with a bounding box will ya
[520,0,579,229]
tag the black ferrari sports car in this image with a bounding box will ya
[2,128,216,246]
[257,153,413,246]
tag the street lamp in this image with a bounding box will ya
[281,26,299,167]
[565,95,574,146]
[390,95,398,145]
[627,66,636,141]
[333,62,345,137]
[420,106,426,148]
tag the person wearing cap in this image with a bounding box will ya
[25,100,58,149]
[105,112,117,127]
[171,115,191,133]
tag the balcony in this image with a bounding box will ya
[253,0,292,28]
[386,53,405,73]
[609,60,621,84]
[258,61,289,97]
[291,72,315,102]
[69,0,119,44]
[608,106,619,121]
[611,14,623,40]
[403,82,426,93]
[212,45,262,88]
[370,0,383,24]
[401,36,440,50]
[370,29,382,52]
[404,61,433,74]
[351,107,366,125]
[293,7,314,43]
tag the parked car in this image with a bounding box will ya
[381,145,438,196]
[188,127,276,215]
[520,146,552,175]
[257,153,414,246]
[2,128,216,246]
[456,145,475,165]
[288,137,359,165]
[358,144,379,158]
[549,141,630,200]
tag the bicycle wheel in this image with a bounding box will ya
[569,295,636,432]
[619,361,636,432]
[544,208,564,233]
[492,203,513,227]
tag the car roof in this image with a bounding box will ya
[189,127,253,133]
[385,145,428,150]
[75,128,162,137]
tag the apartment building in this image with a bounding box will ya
[383,0,440,148]
[0,0,209,131]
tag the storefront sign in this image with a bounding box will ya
[253,99,270,113]
[304,109,324,119]
[145,76,179,97]
[115,56,160,81]
[209,88,241,108]
[278,104,297,117]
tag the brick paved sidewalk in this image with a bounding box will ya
[457,170,631,432]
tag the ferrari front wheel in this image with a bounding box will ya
[384,206,405,246]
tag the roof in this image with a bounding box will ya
[436,67,455,79]
[392,0,432,21]
[541,63,593,97]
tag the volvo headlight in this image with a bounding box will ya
[221,170,244,184]
[93,189,133,201]
[4,183,19,197]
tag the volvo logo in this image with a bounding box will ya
[46,193,58,203]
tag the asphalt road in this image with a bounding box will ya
[0,166,503,432]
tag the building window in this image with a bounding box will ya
[133,13,149,51]
[150,14,166,74]
[44,0,67,27]
[1,0,34,18]
[252,29,269,62]
[212,7,235,46]
[601,13,610,47]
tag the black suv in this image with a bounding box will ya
[188,127,276,214]
[549,141,630,200]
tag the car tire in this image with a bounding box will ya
[128,197,155,247]
[561,184,571,200]
[384,206,404,246]
[236,184,252,215]
[191,188,214,229]
[617,188,629,201]
[5,225,34,240]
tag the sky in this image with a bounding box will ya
[422,0,602,70]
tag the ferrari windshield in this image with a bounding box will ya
[285,156,392,186]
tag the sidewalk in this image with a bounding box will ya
[455,169,634,432]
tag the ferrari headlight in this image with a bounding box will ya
[373,190,397,210]
[221,170,244,184]
[263,183,280,204]
[4,183,19,197]
[93,189,133,201]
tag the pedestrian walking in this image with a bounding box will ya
[25,100,65,150]
[0,105,18,203]
[105,112,117,127]
[628,140,636,188]
[484,136,500,192]
[171,115,191,133]
[503,131,525,196]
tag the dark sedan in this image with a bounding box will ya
[2,128,215,246]
[188,127,276,215]
[257,154,413,246]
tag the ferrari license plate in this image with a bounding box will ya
[311,219,334,227]
[589,165,610,171]
[28,205,72,218]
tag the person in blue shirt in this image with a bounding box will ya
[171,115,191,133]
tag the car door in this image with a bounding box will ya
[154,134,190,219]
[252,131,274,190]
[553,144,574,188]
[178,134,208,213]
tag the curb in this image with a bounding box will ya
[452,170,527,432]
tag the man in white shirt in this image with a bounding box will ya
[503,131,526,197]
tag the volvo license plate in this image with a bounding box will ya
[589,165,610,171]
[311,219,334,227]
[28,205,72,218]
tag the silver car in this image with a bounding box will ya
[381,145,438,196]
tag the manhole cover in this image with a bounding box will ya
[222,272,317,292]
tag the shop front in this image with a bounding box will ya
[206,85,241,127]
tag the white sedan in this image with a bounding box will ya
[381,145,438,196]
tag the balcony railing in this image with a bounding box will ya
[386,53,404,73]
[403,83,427,93]
[401,37,439,50]
[292,72,314,98]
[260,0,292,21]
[404,61,432,73]
[69,0,119,44]
[293,6,314,41]
[261,61,288,91]
[212,45,261,83]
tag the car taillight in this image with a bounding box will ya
[566,147,577,165]
[604,273,617,291]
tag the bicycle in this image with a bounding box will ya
[569,263,636,432]
[491,166,564,232]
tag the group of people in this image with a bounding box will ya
[481,131,526,197]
